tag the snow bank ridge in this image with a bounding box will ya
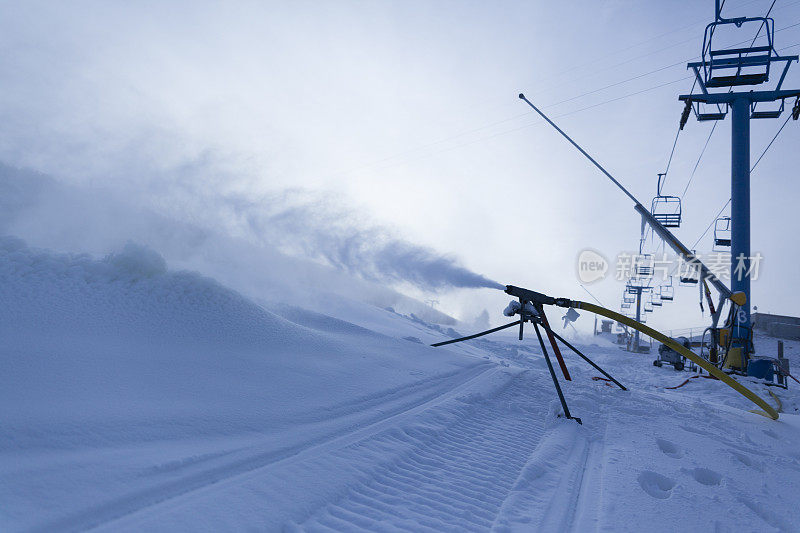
[0,236,300,348]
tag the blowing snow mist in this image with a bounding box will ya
[239,190,503,292]
[0,166,502,294]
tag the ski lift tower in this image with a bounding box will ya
[679,0,800,366]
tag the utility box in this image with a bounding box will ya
[747,359,774,382]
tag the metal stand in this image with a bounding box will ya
[430,287,629,424]
[431,320,521,347]
[532,321,581,424]
[542,326,627,391]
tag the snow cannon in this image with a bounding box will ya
[504,285,575,309]
[432,283,780,421]
[430,283,632,424]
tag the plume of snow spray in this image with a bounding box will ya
[0,165,503,293]
[235,190,503,292]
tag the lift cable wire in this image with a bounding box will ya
[542,0,800,100]
[454,0,794,131]
[641,75,698,247]
[692,111,794,246]
[658,109,793,289]
[750,0,778,50]
[640,0,790,295]
[298,32,800,212]
[555,18,800,123]
[680,0,780,201]
[663,128,682,179]
[687,0,786,237]
[332,31,800,184]
[579,283,607,307]
[440,34,800,188]
[356,75,695,179]
[663,79,697,183]
[681,121,718,199]
[680,111,793,265]
[752,112,793,171]
[646,74,699,248]
[315,15,800,187]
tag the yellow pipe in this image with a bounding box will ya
[575,301,779,420]
[768,390,783,413]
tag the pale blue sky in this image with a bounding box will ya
[1,0,798,331]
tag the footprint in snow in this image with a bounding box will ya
[637,471,676,499]
[689,467,722,486]
[656,438,683,459]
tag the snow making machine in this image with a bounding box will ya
[653,336,693,371]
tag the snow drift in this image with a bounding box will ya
[0,236,481,452]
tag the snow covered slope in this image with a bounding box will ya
[3,237,800,532]
[0,238,485,530]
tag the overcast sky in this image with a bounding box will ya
[1,0,799,332]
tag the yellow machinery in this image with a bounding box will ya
[504,285,778,420]
[432,285,778,421]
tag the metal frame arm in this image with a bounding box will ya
[430,320,522,347]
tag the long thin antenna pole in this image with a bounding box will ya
[579,283,605,307]
[517,92,732,299]
[519,93,640,205]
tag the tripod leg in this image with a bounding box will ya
[540,307,571,381]
[544,326,627,391]
[431,320,522,347]
[533,322,581,424]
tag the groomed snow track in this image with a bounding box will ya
[297,372,547,532]
[68,368,591,533]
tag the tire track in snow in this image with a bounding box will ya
[49,364,499,533]
[295,372,549,532]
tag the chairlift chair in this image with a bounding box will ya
[651,173,682,228]
[714,216,731,249]
[634,253,655,278]
[699,2,777,89]
[621,300,632,310]
[652,289,663,307]
[683,2,800,124]
[680,270,699,286]
[679,251,701,286]
[623,292,636,303]
[660,277,675,301]
[751,99,785,120]
[644,300,654,313]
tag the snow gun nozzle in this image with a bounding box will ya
[518,93,525,99]
[504,285,575,309]
[504,285,555,305]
